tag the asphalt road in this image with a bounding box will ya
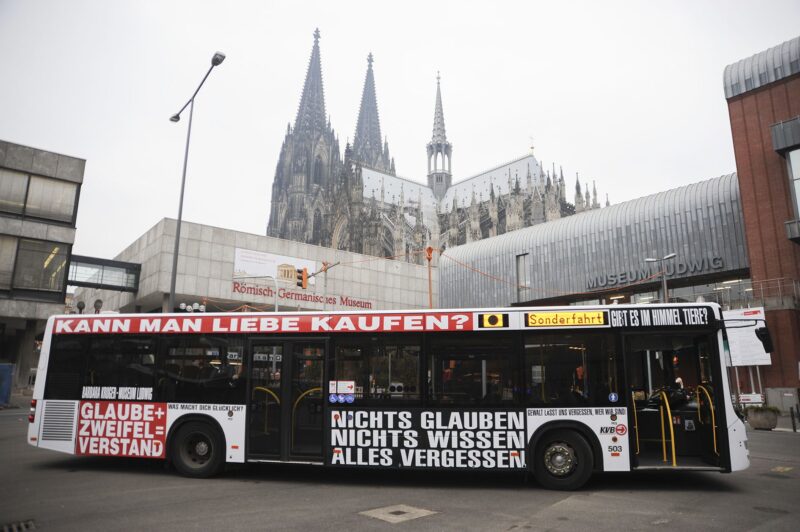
[1,410,798,531]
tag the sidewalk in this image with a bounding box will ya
[774,414,799,433]
[0,390,29,410]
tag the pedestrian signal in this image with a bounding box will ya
[296,267,308,289]
[478,313,508,328]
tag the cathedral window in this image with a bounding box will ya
[312,210,323,244]
[313,155,323,185]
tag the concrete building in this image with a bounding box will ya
[76,218,438,315]
[0,139,84,388]
[724,35,800,398]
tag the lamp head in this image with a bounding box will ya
[663,253,677,260]
[170,114,181,123]
[212,52,226,66]
[645,258,657,263]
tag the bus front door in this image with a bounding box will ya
[248,340,326,461]
[624,333,723,470]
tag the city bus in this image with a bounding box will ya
[27,303,754,490]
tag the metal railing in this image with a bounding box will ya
[679,277,799,311]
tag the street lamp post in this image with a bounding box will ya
[167,51,225,313]
[645,253,677,303]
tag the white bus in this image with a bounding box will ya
[27,303,753,489]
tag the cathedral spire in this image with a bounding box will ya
[431,72,447,144]
[353,52,390,172]
[427,72,453,200]
[294,28,327,136]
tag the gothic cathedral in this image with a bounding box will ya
[267,30,606,264]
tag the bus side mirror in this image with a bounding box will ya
[755,327,773,353]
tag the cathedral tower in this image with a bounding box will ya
[267,29,341,244]
[427,74,452,200]
[352,53,394,174]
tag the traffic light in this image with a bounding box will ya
[296,267,308,289]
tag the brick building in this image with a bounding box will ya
[724,36,800,397]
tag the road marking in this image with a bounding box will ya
[770,466,793,473]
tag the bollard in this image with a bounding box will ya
[791,406,797,433]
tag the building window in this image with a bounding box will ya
[26,176,78,222]
[0,168,78,223]
[0,168,28,215]
[12,239,69,292]
[789,149,800,218]
[516,253,529,302]
[0,235,17,289]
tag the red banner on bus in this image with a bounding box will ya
[76,401,167,458]
[54,312,474,335]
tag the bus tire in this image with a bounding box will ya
[170,421,225,478]
[533,429,594,491]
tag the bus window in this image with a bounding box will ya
[427,332,520,405]
[44,335,157,400]
[43,336,88,400]
[157,335,245,404]
[626,334,712,397]
[85,336,156,391]
[332,335,421,402]
[523,332,618,406]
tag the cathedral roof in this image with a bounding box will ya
[353,53,385,167]
[441,154,543,207]
[294,29,327,135]
[429,73,448,145]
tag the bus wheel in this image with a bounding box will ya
[171,421,224,478]
[533,430,594,490]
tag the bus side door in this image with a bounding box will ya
[247,339,326,461]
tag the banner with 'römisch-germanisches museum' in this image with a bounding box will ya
[231,248,373,309]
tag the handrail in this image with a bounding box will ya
[631,392,640,455]
[291,387,322,450]
[659,405,667,462]
[253,386,281,404]
[696,385,719,456]
[253,386,281,435]
[658,391,677,466]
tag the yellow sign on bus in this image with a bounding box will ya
[525,311,608,328]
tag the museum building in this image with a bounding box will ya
[75,218,438,316]
[440,36,800,402]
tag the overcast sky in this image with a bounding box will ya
[1,0,798,259]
